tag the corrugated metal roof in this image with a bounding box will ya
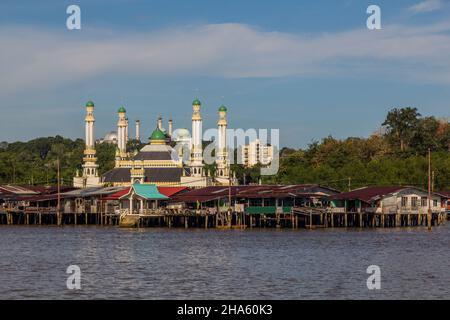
[62,186,126,197]
[158,186,189,197]
[171,185,339,203]
[120,184,168,200]
[329,186,420,203]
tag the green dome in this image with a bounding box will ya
[218,105,227,112]
[118,106,126,113]
[86,101,94,107]
[150,128,166,141]
[192,99,201,106]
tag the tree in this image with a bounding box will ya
[382,107,421,152]
[411,117,440,154]
[127,139,145,153]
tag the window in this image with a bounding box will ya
[411,196,418,208]
[433,199,438,207]
[420,197,427,207]
[401,197,408,207]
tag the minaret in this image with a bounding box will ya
[190,99,204,177]
[157,116,163,131]
[117,106,127,158]
[216,105,229,179]
[74,101,101,188]
[168,118,173,137]
[125,117,129,146]
[135,120,141,141]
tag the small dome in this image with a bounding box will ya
[86,101,94,107]
[192,99,201,106]
[118,106,126,113]
[150,128,166,142]
[218,105,227,112]
[103,131,118,142]
[174,128,190,139]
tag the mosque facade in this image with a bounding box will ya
[73,99,235,188]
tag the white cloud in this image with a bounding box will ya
[1,21,450,95]
[408,0,443,14]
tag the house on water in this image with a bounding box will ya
[329,186,446,227]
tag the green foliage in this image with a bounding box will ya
[266,109,449,191]
[127,139,145,154]
[383,107,421,151]
[0,136,84,185]
[96,143,116,175]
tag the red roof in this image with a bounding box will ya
[329,186,407,203]
[157,187,189,197]
[103,187,131,200]
[170,185,339,203]
[435,191,450,198]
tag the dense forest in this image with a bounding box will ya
[0,107,449,191]
[262,107,450,191]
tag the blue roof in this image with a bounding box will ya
[132,184,168,200]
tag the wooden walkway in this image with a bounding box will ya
[0,207,446,229]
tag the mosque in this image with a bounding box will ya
[73,99,234,188]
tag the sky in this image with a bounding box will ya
[0,0,449,148]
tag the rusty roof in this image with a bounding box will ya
[170,184,339,203]
[328,186,432,203]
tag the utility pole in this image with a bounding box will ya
[228,168,232,228]
[427,148,432,231]
[431,170,435,193]
[57,157,61,226]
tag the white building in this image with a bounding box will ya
[98,131,118,145]
[240,139,274,168]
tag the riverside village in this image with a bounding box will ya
[1,100,449,229]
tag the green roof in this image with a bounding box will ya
[132,184,168,200]
[118,106,126,113]
[86,101,94,107]
[218,105,227,112]
[192,99,201,106]
[150,128,166,141]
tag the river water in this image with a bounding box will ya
[0,225,449,299]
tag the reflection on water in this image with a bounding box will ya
[0,225,449,299]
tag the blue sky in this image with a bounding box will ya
[0,0,449,147]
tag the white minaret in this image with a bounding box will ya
[190,99,204,177]
[157,116,163,131]
[216,105,229,179]
[74,101,101,188]
[117,106,127,158]
[135,120,141,141]
[125,117,129,145]
[168,118,173,137]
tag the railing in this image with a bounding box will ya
[330,207,345,213]
[24,207,57,213]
